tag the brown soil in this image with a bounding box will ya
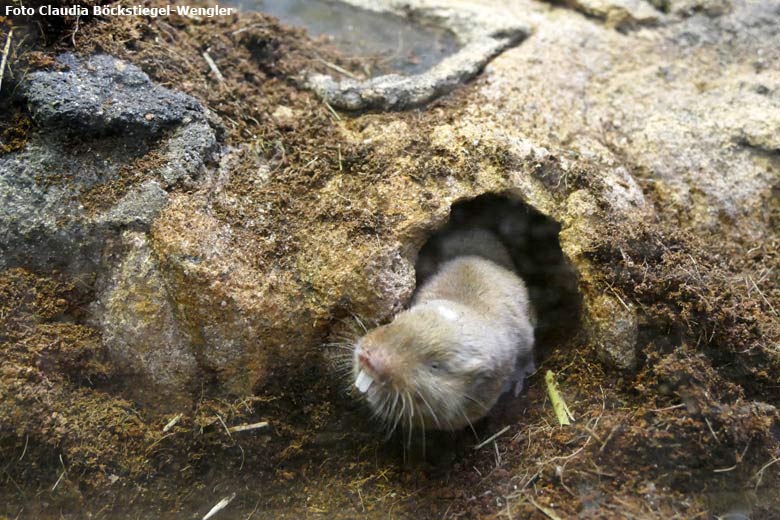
[1,1,779,519]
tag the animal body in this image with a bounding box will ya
[352,229,535,434]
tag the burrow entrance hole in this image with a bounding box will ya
[415,193,581,355]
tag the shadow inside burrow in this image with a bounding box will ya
[403,193,582,461]
[415,193,581,352]
[326,192,582,466]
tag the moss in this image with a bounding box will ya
[1,0,779,518]
[0,110,32,155]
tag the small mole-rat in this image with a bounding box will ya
[352,229,535,433]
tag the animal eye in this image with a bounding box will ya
[429,361,442,371]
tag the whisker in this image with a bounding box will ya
[329,345,351,352]
[406,393,414,448]
[387,392,402,438]
[387,392,404,439]
[463,392,489,411]
[417,390,442,430]
[457,404,479,441]
[351,313,368,334]
[419,412,426,458]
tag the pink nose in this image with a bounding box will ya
[358,349,387,378]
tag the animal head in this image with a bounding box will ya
[352,303,504,436]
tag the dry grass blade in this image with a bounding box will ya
[228,421,269,433]
[474,425,510,450]
[0,29,13,93]
[203,492,236,520]
[528,496,563,520]
[203,50,225,83]
[315,56,359,80]
[545,370,574,426]
[163,413,183,432]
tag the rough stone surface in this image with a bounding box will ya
[3,1,780,515]
[564,0,663,28]
[148,0,779,398]
[308,0,530,110]
[0,134,143,273]
[2,53,219,402]
[4,0,780,412]
[558,0,733,24]
[22,53,205,137]
[97,181,169,230]
[0,53,218,274]
[584,293,639,370]
[90,232,198,408]
[157,120,219,188]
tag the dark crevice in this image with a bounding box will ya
[415,193,581,357]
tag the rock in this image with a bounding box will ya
[655,0,731,16]
[584,293,639,370]
[0,134,131,273]
[156,120,219,188]
[6,0,780,409]
[22,53,206,137]
[308,1,530,110]
[361,244,417,319]
[0,53,219,274]
[90,232,198,408]
[563,0,663,29]
[97,181,169,230]
[2,53,220,403]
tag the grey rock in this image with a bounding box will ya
[22,53,205,137]
[308,1,530,110]
[157,120,218,188]
[1,52,223,404]
[562,0,663,29]
[0,134,148,272]
[96,181,169,230]
[6,0,779,417]
[1,53,219,274]
[91,232,198,408]
[585,293,639,371]
[659,0,731,16]
[364,245,417,318]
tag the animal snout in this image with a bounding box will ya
[358,349,388,380]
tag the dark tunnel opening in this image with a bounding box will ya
[415,193,581,355]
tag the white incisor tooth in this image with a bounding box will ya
[355,370,374,394]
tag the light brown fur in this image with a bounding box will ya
[353,248,534,434]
